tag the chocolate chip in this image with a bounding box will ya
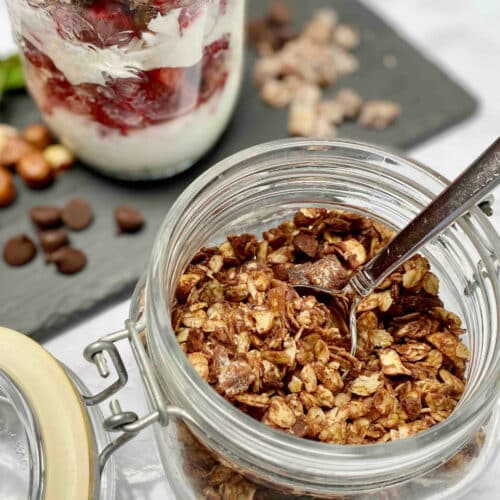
[114,205,145,233]
[38,229,69,254]
[48,247,86,274]
[29,205,62,229]
[3,234,37,266]
[61,198,93,230]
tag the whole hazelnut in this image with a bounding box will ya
[23,123,53,150]
[0,124,19,157]
[0,166,16,207]
[0,136,35,167]
[43,144,75,173]
[17,152,53,189]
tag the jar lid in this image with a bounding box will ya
[0,327,95,500]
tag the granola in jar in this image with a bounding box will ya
[172,208,470,446]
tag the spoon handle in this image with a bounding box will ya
[350,137,500,297]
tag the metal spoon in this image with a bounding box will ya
[293,138,500,356]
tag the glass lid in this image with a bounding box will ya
[0,327,96,500]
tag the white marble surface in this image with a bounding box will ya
[1,0,499,498]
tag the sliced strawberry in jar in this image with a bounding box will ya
[199,35,230,102]
[50,0,137,48]
[149,67,184,88]
[50,5,96,45]
[22,39,57,71]
[147,67,198,119]
[82,0,137,47]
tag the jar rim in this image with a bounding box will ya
[146,138,500,488]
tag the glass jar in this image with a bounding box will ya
[141,139,500,498]
[6,0,245,179]
[1,139,499,499]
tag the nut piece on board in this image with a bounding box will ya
[335,88,363,119]
[333,25,360,51]
[288,83,321,136]
[359,100,401,129]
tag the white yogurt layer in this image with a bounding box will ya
[34,46,243,179]
[16,0,244,85]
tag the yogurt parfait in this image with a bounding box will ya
[6,0,245,179]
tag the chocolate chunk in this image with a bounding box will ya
[48,247,86,274]
[114,205,145,233]
[3,234,37,266]
[272,263,289,281]
[61,198,93,230]
[293,232,318,258]
[38,229,69,254]
[289,255,349,290]
[29,205,62,229]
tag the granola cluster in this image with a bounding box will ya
[249,1,401,136]
[173,208,469,445]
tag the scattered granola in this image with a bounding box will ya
[358,100,401,130]
[249,1,401,137]
[173,208,469,447]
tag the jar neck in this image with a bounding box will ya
[144,139,500,494]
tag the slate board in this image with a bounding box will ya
[0,0,477,339]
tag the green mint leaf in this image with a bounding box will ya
[4,55,25,90]
[0,54,25,102]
